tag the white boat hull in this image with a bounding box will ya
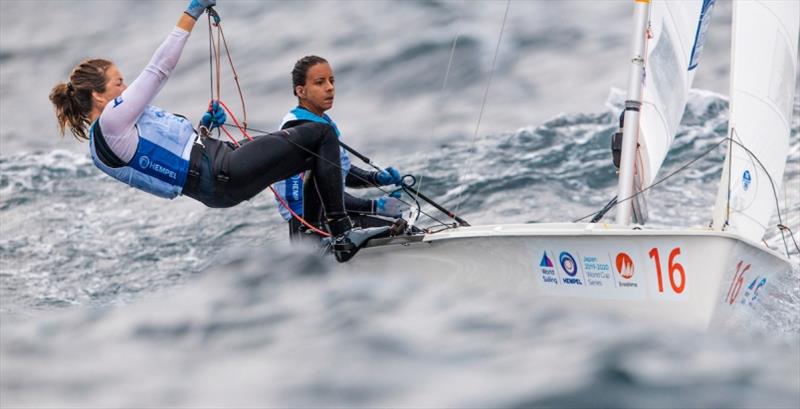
[339,223,792,329]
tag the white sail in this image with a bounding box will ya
[712,0,800,242]
[634,0,716,190]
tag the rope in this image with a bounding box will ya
[230,124,457,230]
[410,7,464,228]
[454,0,510,215]
[724,130,792,257]
[778,224,800,254]
[201,8,466,235]
[207,12,214,102]
[574,137,728,223]
[216,22,248,129]
[573,134,796,258]
[203,10,334,236]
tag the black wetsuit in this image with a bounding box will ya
[278,118,395,241]
[183,122,346,222]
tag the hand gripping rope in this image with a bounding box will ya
[202,7,331,237]
[201,7,471,237]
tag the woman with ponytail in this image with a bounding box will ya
[48,1,385,262]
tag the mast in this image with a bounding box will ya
[615,0,651,226]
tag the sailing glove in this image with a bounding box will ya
[185,0,217,20]
[376,167,402,186]
[374,194,408,218]
[201,101,226,130]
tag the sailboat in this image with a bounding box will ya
[338,0,799,329]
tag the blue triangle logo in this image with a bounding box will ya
[540,252,554,267]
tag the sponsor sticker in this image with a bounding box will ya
[725,260,750,305]
[559,252,577,276]
[741,277,767,306]
[582,255,612,288]
[742,170,751,191]
[138,155,177,180]
[538,252,558,285]
[559,252,582,285]
[614,252,638,288]
[540,252,554,268]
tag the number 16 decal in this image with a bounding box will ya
[649,247,686,294]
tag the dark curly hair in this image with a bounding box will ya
[291,55,328,96]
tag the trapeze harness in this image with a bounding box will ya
[87,25,348,218]
[89,105,197,199]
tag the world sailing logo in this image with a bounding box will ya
[540,252,554,268]
[538,252,557,285]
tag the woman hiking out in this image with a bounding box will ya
[48,0,385,262]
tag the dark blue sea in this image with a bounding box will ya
[1,1,798,407]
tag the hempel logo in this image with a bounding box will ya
[559,252,578,277]
[559,251,583,285]
[138,156,177,180]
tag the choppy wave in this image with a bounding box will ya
[2,247,799,408]
[2,1,799,406]
[1,88,799,407]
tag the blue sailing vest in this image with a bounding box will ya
[89,105,196,199]
[272,107,350,221]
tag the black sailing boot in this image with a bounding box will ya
[326,215,391,263]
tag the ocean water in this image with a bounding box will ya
[1,1,799,408]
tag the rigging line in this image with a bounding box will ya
[725,130,792,257]
[216,23,248,129]
[414,9,463,226]
[268,185,330,237]
[573,134,795,258]
[777,224,800,254]
[210,21,221,100]
[202,12,345,236]
[722,125,739,229]
[572,137,728,223]
[231,124,457,229]
[454,0,511,215]
[201,10,457,230]
[442,35,460,92]
[207,12,214,102]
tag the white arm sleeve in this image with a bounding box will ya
[98,27,191,163]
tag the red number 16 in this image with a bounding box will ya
[649,247,686,294]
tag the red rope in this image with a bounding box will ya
[207,100,332,238]
[205,14,332,238]
[268,186,331,237]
